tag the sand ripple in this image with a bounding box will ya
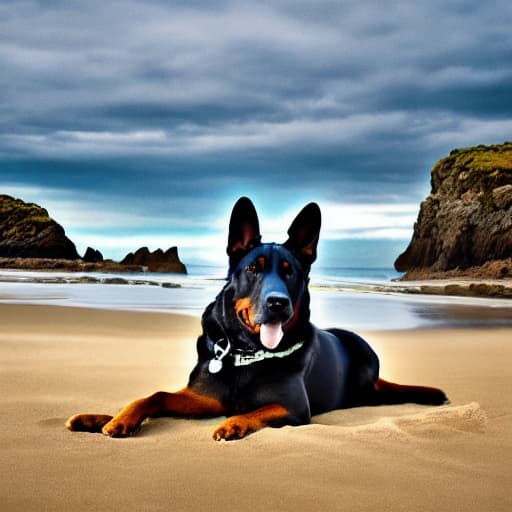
[351,402,487,439]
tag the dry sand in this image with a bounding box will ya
[1,303,511,511]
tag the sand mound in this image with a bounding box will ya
[350,402,487,439]
[310,402,487,442]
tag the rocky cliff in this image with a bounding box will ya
[0,194,80,260]
[395,142,512,278]
[121,246,187,274]
[0,195,188,274]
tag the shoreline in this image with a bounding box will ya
[1,303,511,511]
[2,270,512,332]
[313,277,512,299]
[0,256,187,274]
[2,265,512,299]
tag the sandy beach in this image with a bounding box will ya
[1,303,511,511]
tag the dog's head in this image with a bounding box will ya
[220,197,321,351]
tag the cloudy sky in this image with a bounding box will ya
[1,0,511,266]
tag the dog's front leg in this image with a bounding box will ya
[67,388,226,437]
[212,404,294,441]
[102,387,226,437]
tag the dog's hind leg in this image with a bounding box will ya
[66,388,226,437]
[373,378,448,406]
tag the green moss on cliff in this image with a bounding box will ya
[0,195,51,220]
[432,142,512,203]
[448,142,512,171]
[0,195,53,240]
[0,194,79,259]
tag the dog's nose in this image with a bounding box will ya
[266,295,291,313]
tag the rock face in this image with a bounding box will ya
[83,247,103,263]
[121,246,187,274]
[395,143,512,276]
[0,194,80,260]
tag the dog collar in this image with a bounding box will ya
[232,341,304,367]
[207,335,304,373]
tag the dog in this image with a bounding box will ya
[66,197,447,440]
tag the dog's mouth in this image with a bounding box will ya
[235,298,284,350]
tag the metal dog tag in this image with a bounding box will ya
[208,338,230,374]
[208,358,223,374]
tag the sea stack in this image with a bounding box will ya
[121,246,187,273]
[83,247,104,263]
[395,142,512,278]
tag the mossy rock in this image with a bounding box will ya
[0,194,79,259]
[396,142,512,274]
[433,142,512,197]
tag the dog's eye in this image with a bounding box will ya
[246,257,265,274]
[245,263,258,274]
[281,260,293,276]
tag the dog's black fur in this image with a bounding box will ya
[67,197,447,440]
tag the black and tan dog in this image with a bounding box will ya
[66,197,447,440]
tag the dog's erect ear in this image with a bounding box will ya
[283,203,321,272]
[227,197,261,271]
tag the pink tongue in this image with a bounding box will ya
[260,322,284,350]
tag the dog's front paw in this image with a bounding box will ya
[101,415,140,438]
[66,413,113,433]
[213,416,253,441]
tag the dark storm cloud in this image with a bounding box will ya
[1,0,512,255]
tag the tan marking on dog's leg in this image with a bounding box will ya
[101,388,226,438]
[213,404,289,441]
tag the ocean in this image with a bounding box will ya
[1,259,512,330]
[182,238,407,284]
